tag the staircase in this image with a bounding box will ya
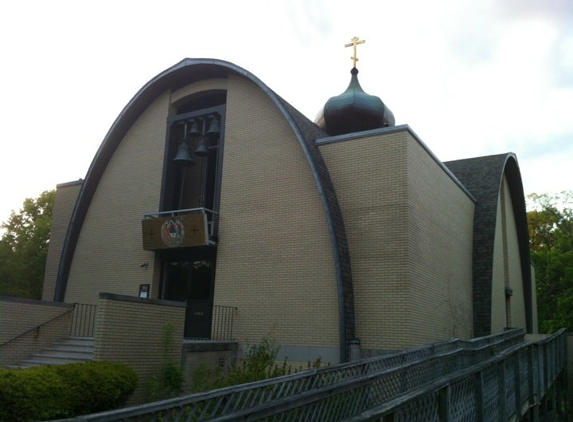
[11,337,94,369]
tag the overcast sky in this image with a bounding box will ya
[1,0,571,224]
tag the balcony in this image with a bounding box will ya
[142,208,218,251]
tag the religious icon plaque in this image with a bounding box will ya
[142,213,208,250]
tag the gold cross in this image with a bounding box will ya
[345,37,366,68]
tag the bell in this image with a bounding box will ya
[206,115,220,138]
[173,141,195,166]
[187,119,200,137]
[194,136,209,157]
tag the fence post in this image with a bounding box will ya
[514,352,522,419]
[438,385,451,422]
[499,359,507,422]
[542,341,549,395]
[562,333,569,419]
[350,339,361,362]
[528,345,540,421]
[475,370,484,422]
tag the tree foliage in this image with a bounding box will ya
[0,190,55,299]
[527,192,573,333]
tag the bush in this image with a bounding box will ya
[0,361,138,422]
[191,337,324,393]
[0,367,69,421]
[55,361,138,413]
[222,336,289,386]
[146,322,185,402]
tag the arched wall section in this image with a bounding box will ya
[213,75,339,362]
[491,176,528,333]
[445,154,534,335]
[64,92,171,304]
[53,58,352,362]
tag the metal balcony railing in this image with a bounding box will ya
[143,207,219,244]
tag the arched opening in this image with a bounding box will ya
[157,91,226,339]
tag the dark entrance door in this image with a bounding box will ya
[162,250,215,339]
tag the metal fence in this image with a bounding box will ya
[345,330,567,421]
[70,303,97,338]
[52,328,568,422]
[69,303,235,341]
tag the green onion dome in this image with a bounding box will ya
[315,68,394,136]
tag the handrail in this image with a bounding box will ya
[142,207,220,240]
[0,307,74,348]
[143,207,219,218]
[70,303,98,338]
[53,329,539,421]
[345,328,568,421]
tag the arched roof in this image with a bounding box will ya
[54,58,355,362]
[445,153,533,335]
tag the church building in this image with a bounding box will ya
[42,40,537,364]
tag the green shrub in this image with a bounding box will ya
[146,322,185,401]
[222,336,289,386]
[191,337,324,393]
[0,361,138,422]
[0,367,69,422]
[55,361,138,413]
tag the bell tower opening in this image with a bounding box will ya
[158,90,226,339]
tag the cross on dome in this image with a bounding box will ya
[345,37,365,68]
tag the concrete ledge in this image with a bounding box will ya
[0,296,73,308]
[56,179,83,189]
[183,340,238,353]
[98,292,186,307]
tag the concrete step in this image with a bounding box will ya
[21,354,93,366]
[39,348,94,359]
[53,337,95,348]
[11,337,95,369]
[5,365,24,370]
[45,344,93,353]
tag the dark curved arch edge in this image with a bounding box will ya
[445,153,533,336]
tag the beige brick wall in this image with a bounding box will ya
[64,93,171,305]
[63,74,339,361]
[320,131,409,352]
[58,63,341,384]
[171,78,228,106]
[93,293,185,405]
[214,75,339,357]
[503,178,527,330]
[491,176,527,333]
[181,341,238,386]
[0,297,72,366]
[405,134,474,345]
[491,204,506,333]
[320,128,474,351]
[42,181,82,301]
[59,70,486,364]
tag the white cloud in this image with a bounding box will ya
[0,0,572,224]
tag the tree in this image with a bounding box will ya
[0,190,55,299]
[527,192,573,333]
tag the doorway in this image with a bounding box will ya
[162,249,216,339]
